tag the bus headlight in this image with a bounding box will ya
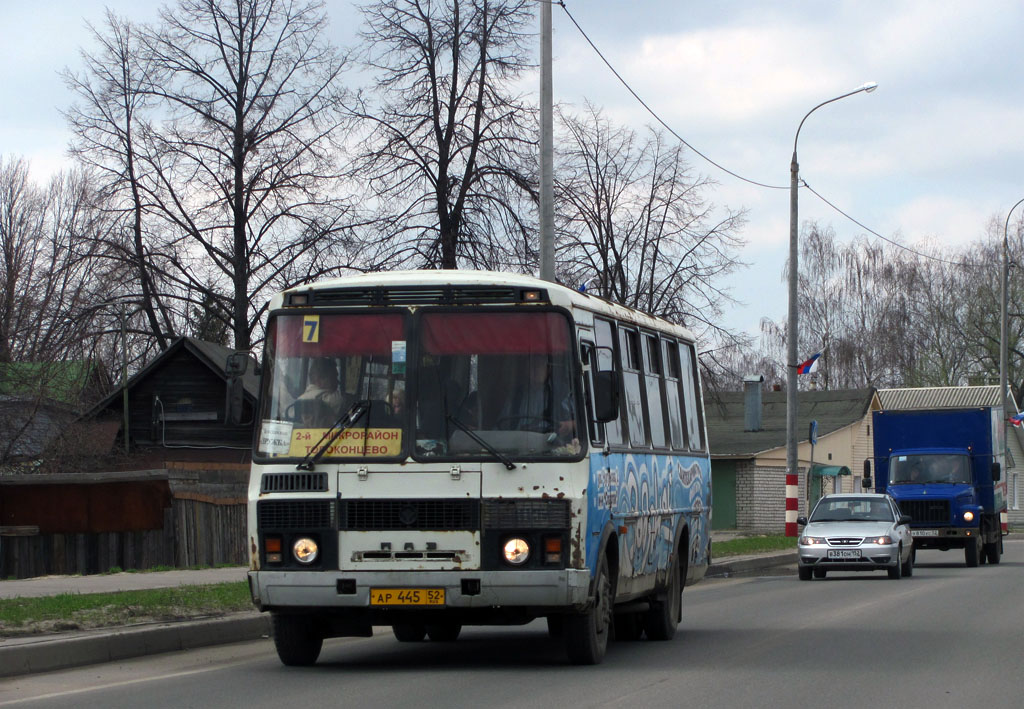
[502,537,530,565]
[963,511,975,522]
[292,537,319,564]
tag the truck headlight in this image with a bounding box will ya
[963,511,974,522]
[292,537,319,564]
[502,537,530,565]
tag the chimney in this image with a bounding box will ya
[743,374,765,432]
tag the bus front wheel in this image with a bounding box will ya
[564,557,612,665]
[272,613,323,667]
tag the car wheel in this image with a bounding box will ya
[644,550,683,641]
[798,566,812,581]
[272,613,323,667]
[888,546,903,579]
[392,623,427,642]
[813,568,826,579]
[564,555,613,664]
[965,539,980,568]
[426,623,462,642]
[901,546,913,577]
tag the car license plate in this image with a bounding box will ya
[827,549,861,560]
[911,529,939,537]
[370,588,445,606]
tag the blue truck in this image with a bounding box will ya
[866,406,1007,567]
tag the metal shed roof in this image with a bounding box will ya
[877,386,1001,411]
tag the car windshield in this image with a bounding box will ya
[810,498,894,523]
[890,454,971,484]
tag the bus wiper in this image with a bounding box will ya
[296,400,370,471]
[446,415,516,470]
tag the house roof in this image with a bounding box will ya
[704,387,877,458]
[877,385,1003,410]
[0,361,104,406]
[87,336,260,416]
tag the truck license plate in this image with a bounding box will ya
[370,588,445,606]
[911,529,939,537]
[827,549,861,560]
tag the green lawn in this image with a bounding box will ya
[0,582,252,637]
[712,534,797,558]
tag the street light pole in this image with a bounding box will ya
[786,82,877,508]
[1000,197,1024,461]
[538,0,555,282]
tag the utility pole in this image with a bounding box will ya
[538,0,555,282]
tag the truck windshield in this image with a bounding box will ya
[255,309,581,462]
[890,454,971,484]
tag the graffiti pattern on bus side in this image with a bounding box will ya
[589,453,710,576]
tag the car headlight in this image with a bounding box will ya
[502,537,530,565]
[292,537,319,564]
[870,535,893,545]
[963,511,975,522]
[799,536,826,545]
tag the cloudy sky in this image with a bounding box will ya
[3,1,1023,342]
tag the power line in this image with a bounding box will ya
[557,1,986,268]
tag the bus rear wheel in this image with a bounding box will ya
[272,613,323,667]
[644,551,682,641]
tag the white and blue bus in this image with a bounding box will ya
[245,270,711,665]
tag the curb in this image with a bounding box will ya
[706,550,796,578]
[0,612,271,679]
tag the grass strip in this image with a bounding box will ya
[0,581,252,637]
[712,534,797,558]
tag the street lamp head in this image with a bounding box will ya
[859,81,879,93]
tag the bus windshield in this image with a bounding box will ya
[255,309,581,462]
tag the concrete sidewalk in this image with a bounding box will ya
[0,549,794,678]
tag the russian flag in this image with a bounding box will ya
[1009,411,1024,427]
[796,352,821,375]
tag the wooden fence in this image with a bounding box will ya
[0,467,248,579]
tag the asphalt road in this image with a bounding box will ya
[2,540,1022,709]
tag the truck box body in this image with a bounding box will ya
[871,407,1006,565]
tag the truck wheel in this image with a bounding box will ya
[965,539,980,568]
[644,551,683,641]
[392,623,427,642]
[272,613,323,667]
[984,539,1001,565]
[565,556,613,664]
[426,623,462,642]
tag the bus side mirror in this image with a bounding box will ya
[593,370,620,423]
[862,459,872,490]
[991,461,1001,482]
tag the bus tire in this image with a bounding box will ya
[426,623,462,642]
[272,613,323,667]
[564,556,612,665]
[644,550,682,641]
[392,623,427,642]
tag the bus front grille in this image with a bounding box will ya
[482,499,571,529]
[258,500,337,530]
[340,499,480,531]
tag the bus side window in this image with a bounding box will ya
[679,343,704,451]
[580,342,603,445]
[662,340,685,449]
[642,333,666,448]
[594,318,624,445]
[619,326,646,447]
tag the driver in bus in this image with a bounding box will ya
[500,355,576,440]
[295,358,346,427]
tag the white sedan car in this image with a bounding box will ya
[796,493,914,580]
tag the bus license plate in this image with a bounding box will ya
[370,588,445,606]
[827,549,861,560]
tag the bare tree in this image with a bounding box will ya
[352,0,538,270]
[555,103,746,339]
